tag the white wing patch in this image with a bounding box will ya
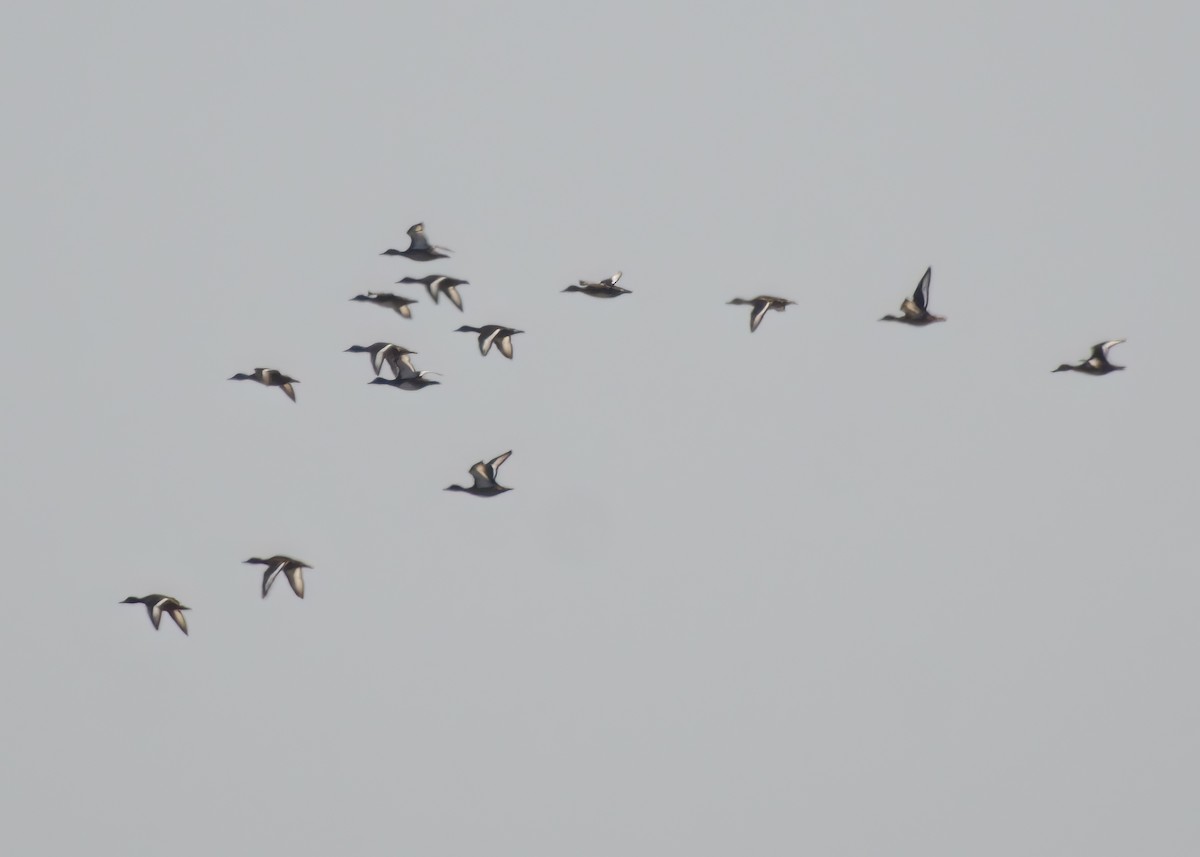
[487,451,513,476]
[750,300,770,332]
[479,328,500,355]
[284,567,305,599]
[150,598,169,629]
[470,461,493,488]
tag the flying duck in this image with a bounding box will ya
[344,342,418,378]
[121,594,190,635]
[350,292,418,318]
[879,267,945,325]
[369,371,442,391]
[228,368,299,402]
[380,223,452,261]
[455,325,523,359]
[563,271,631,298]
[445,450,513,497]
[396,275,468,311]
[1053,340,1126,375]
[727,295,795,332]
[244,556,312,599]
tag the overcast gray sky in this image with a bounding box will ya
[3,2,1199,854]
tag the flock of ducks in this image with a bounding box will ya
[122,223,1126,634]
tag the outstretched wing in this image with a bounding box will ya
[391,351,419,379]
[284,567,305,599]
[406,222,431,252]
[497,334,515,359]
[469,460,493,488]
[602,271,623,287]
[443,284,464,311]
[478,327,501,355]
[370,345,390,376]
[262,563,284,598]
[487,450,512,477]
[167,608,189,635]
[749,300,771,332]
[1092,339,1125,360]
[912,267,932,311]
[149,597,169,629]
[280,383,296,403]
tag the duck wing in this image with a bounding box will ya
[749,299,771,332]
[1091,339,1125,361]
[912,267,932,311]
[486,450,512,478]
[261,562,285,598]
[469,461,495,488]
[477,326,502,356]
[167,607,189,635]
[283,566,305,599]
[406,223,431,252]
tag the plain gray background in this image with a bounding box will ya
[3,2,1198,853]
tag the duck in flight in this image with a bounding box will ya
[369,370,441,391]
[344,342,418,378]
[455,324,523,359]
[1053,340,1126,375]
[444,450,513,497]
[396,275,468,311]
[727,295,794,332]
[228,368,299,402]
[879,267,944,325]
[563,271,631,299]
[350,292,418,319]
[244,556,312,599]
[380,223,452,261]
[121,594,190,635]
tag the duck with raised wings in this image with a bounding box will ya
[1053,340,1126,375]
[380,223,452,261]
[879,267,944,325]
[445,450,513,497]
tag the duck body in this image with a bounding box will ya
[880,267,945,325]
[380,222,452,261]
[244,556,312,599]
[727,295,794,332]
[445,450,513,496]
[455,325,523,359]
[228,368,299,402]
[396,275,468,311]
[121,594,190,634]
[1054,340,1126,374]
[350,292,417,319]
